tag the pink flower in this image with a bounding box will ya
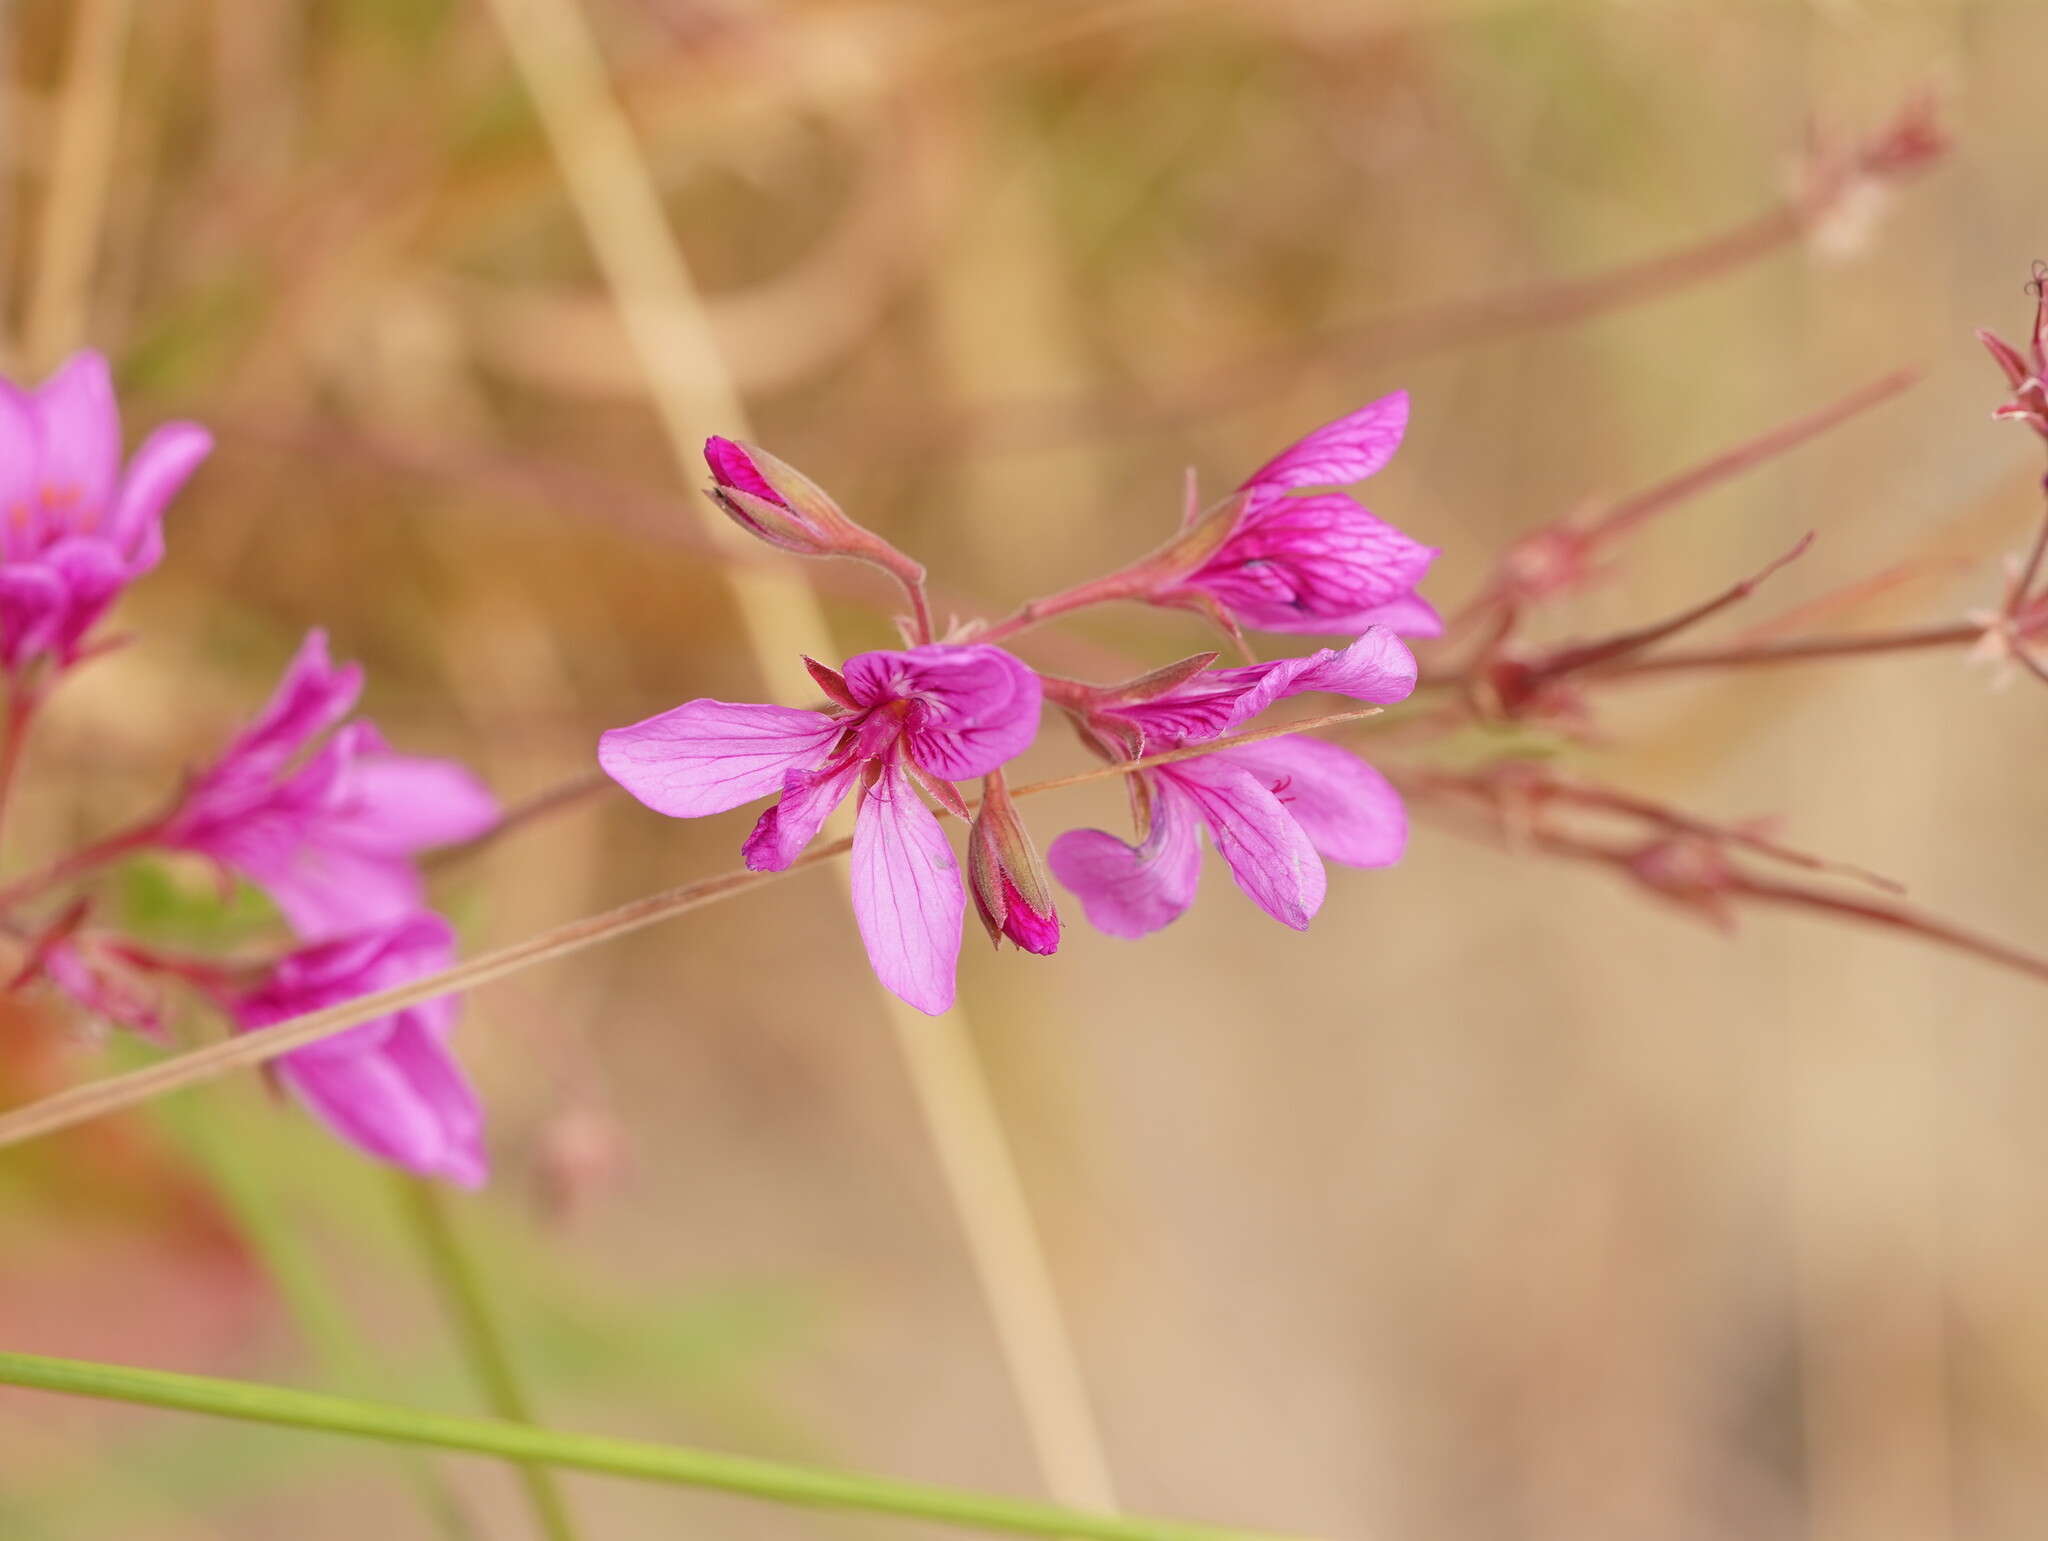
[1163,393,1441,637]
[599,644,1043,1014]
[1979,271,2048,439]
[1046,629,1417,938]
[234,912,485,1186]
[161,631,499,937]
[0,352,212,672]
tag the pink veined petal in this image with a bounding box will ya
[329,750,500,854]
[0,563,68,669]
[1206,736,1407,868]
[849,762,966,1015]
[1303,591,1445,639]
[1212,626,1419,734]
[0,383,40,538]
[1186,492,1439,630]
[742,753,863,872]
[1047,778,1203,940]
[107,422,212,562]
[1239,391,1409,492]
[842,644,1043,782]
[704,436,782,504]
[598,698,840,818]
[31,352,121,521]
[1168,759,1327,930]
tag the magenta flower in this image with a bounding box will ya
[1046,629,1417,938]
[161,631,498,937]
[0,352,212,672]
[1162,393,1441,637]
[599,644,1043,1014]
[234,912,485,1186]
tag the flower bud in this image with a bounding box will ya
[705,437,898,561]
[967,770,1060,954]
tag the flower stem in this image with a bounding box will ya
[0,682,43,864]
[0,815,164,913]
[0,1351,1302,1541]
[396,1176,581,1541]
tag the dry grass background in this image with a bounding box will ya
[4,1,2048,1538]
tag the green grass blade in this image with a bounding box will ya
[0,1351,1302,1541]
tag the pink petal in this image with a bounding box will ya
[278,1026,484,1187]
[742,754,863,871]
[704,436,782,504]
[107,422,212,561]
[228,631,365,779]
[842,645,1043,783]
[1046,780,1203,939]
[598,698,839,818]
[1169,759,1326,929]
[849,762,966,1015]
[332,750,500,854]
[378,1018,488,1187]
[1317,592,1444,639]
[1207,736,1406,868]
[1239,391,1408,492]
[0,564,67,668]
[1211,626,1418,734]
[258,841,427,939]
[31,352,120,519]
[1187,491,1438,632]
[40,534,129,656]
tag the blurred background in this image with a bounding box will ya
[4,0,2048,1537]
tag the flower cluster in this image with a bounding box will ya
[602,410,1435,1014]
[0,355,498,1185]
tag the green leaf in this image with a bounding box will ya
[0,1352,1305,1541]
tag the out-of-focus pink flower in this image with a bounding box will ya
[1153,394,1441,637]
[599,644,1043,1014]
[234,912,484,1186]
[1047,629,1416,938]
[1979,271,2048,440]
[161,631,498,937]
[0,352,212,672]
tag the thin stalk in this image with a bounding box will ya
[23,0,134,367]
[0,683,42,862]
[396,1177,580,1541]
[479,0,1117,1507]
[2004,470,2048,611]
[0,709,1384,1156]
[0,815,164,912]
[0,1352,1305,1541]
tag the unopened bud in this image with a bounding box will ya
[967,771,1061,955]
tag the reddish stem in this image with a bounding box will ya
[0,819,165,915]
[0,684,42,856]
